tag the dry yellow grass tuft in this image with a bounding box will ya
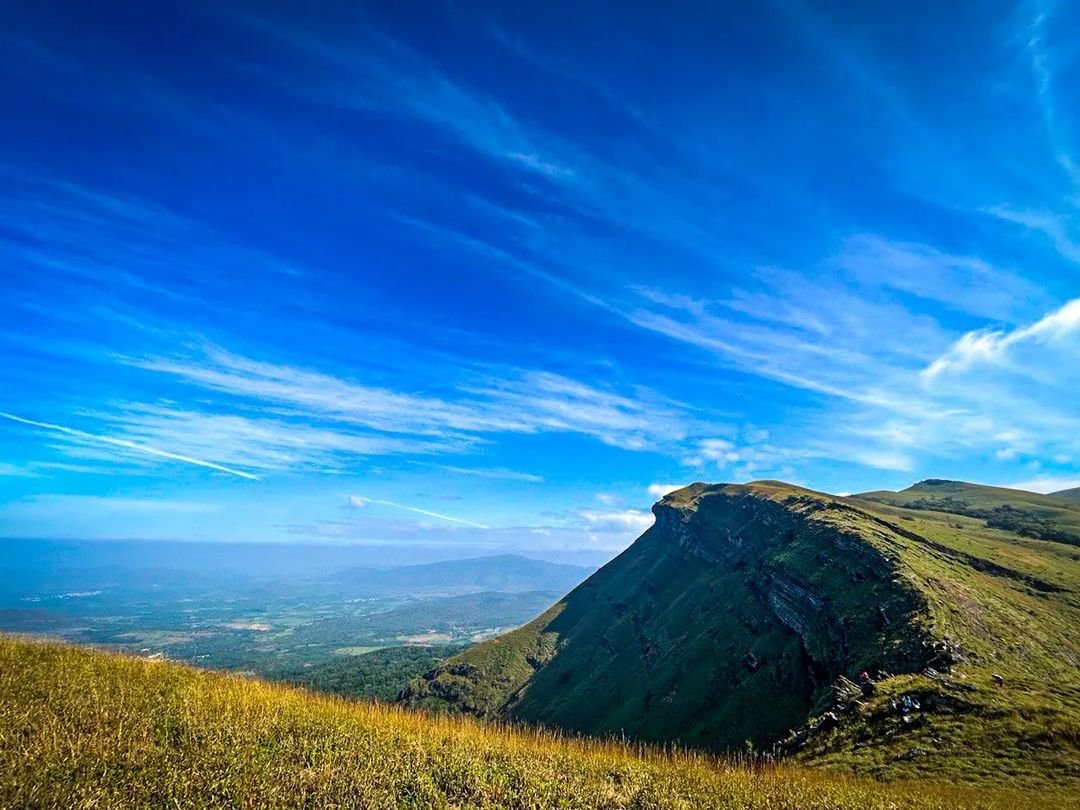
[0,637,1073,809]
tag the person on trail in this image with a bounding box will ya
[859,670,875,697]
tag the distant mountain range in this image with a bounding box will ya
[0,544,594,605]
[329,554,593,596]
[402,480,1080,789]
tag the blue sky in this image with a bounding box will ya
[2,0,1079,557]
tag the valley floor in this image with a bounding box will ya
[1,637,1074,809]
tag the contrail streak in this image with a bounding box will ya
[351,496,489,529]
[0,411,260,480]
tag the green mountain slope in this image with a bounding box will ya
[5,637,1064,809]
[402,481,1080,789]
[1053,487,1080,501]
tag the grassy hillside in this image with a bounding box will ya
[858,479,1080,546]
[403,481,1080,790]
[0,637,1069,809]
[1054,487,1080,501]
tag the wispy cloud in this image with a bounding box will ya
[129,345,693,455]
[0,463,38,478]
[225,9,577,185]
[14,494,217,513]
[833,234,1045,320]
[1023,0,1080,190]
[349,495,490,529]
[422,464,543,483]
[985,206,1080,265]
[0,411,260,480]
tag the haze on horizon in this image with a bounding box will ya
[2,0,1080,558]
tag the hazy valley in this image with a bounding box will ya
[0,546,593,692]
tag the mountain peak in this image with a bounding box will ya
[911,478,963,488]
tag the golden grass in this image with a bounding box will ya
[1,638,1074,809]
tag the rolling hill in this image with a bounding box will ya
[0,637,1067,809]
[402,480,1080,789]
[1053,487,1080,501]
[857,479,1080,546]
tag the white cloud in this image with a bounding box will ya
[923,298,1080,379]
[845,449,915,472]
[572,505,655,548]
[1001,476,1080,494]
[577,507,655,533]
[647,482,688,498]
[682,436,801,479]
[923,331,1008,379]
[681,437,742,468]
[697,438,736,460]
